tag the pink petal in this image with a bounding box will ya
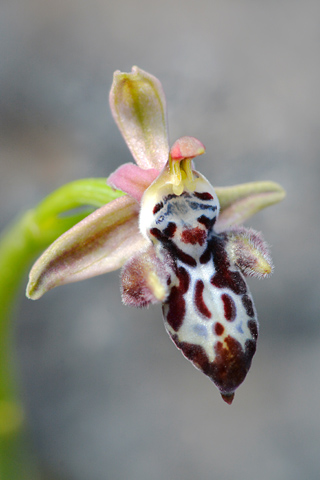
[170,136,205,160]
[27,196,149,299]
[108,163,159,202]
[109,66,169,170]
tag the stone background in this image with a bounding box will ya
[1,1,320,479]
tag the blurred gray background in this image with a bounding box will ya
[1,0,320,479]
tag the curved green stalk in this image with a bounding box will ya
[0,179,124,479]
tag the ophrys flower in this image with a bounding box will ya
[27,67,285,403]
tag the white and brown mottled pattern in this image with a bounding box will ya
[144,184,258,404]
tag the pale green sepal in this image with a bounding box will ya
[109,66,169,171]
[27,196,148,300]
[215,181,286,231]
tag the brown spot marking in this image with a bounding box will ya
[163,193,179,202]
[214,322,224,336]
[171,334,210,372]
[194,191,214,200]
[197,215,216,230]
[212,335,253,394]
[242,294,255,317]
[171,334,255,398]
[245,338,257,358]
[153,201,164,214]
[150,227,162,240]
[211,271,247,295]
[150,228,196,267]
[194,280,212,318]
[221,293,237,322]
[210,236,247,295]
[177,266,190,294]
[199,246,212,264]
[165,267,190,331]
[248,319,258,339]
[165,287,185,331]
[181,227,206,246]
[164,222,177,238]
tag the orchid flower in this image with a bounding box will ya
[26,67,285,404]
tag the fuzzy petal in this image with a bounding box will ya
[109,66,169,170]
[121,244,170,307]
[108,163,159,202]
[224,226,273,278]
[215,181,286,231]
[27,196,148,299]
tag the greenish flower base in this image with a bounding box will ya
[0,179,124,479]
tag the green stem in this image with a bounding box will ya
[0,178,124,479]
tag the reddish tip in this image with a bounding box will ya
[221,392,235,405]
[170,136,205,161]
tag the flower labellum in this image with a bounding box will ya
[137,137,264,404]
[27,67,285,404]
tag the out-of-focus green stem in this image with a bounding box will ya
[0,178,124,479]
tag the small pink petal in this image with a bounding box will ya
[108,163,159,202]
[27,196,149,299]
[170,136,205,161]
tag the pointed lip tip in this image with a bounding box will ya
[221,392,235,405]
